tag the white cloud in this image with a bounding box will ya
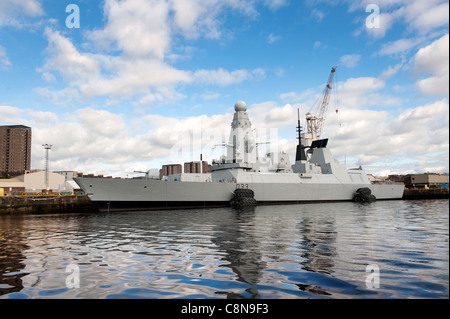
[280,88,316,102]
[199,91,221,101]
[38,29,267,103]
[41,28,101,83]
[412,34,449,96]
[341,77,385,92]
[76,108,126,138]
[280,75,402,115]
[413,34,449,75]
[416,76,449,96]
[170,0,225,39]
[402,0,449,34]
[246,97,448,175]
[378,38,422,56]
[134,87,186,106]
[79,58,191,98]
[339,54,361,68]
[27,110,58,126]
[87,0,171,59]
[29,111,153,175]
[313,41,323,49]
[310,9,325,22]
[36,1,269,105]
[267,33,281,44]
[171,0,207,38]
[0,105,23,124]
[33,87,80,106]
[264,0,289,11]
[222,0,259,16]
[379,63,403,79]
[274,67,285,77]
[87,0,260,53]
[264,103,297,126]
[140,112,232,164]
[323,100,448,174]
[2,104,230,176]
[0,45,11,68]
[353,0,448,39]
[390,99,448,134]
[0,0,44,27]
[326,76,403,112]
[193,68,265,86]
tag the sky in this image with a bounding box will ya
[0,0,448,177]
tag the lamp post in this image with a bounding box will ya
[42,144,52,190]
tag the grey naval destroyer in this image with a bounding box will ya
[74,102,404,212]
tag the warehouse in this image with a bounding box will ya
[404,173,449,189]
[0,170,76,195]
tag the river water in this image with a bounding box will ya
[0,200,448,299]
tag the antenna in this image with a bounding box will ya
[42,144,53,190]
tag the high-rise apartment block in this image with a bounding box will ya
[184,161,210,174]
[0,125,32,175]
[159,164,182,179]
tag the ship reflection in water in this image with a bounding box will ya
[0,200,448,299]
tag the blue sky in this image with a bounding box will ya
[0,0,448,177]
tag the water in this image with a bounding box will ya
[0,200,448,299]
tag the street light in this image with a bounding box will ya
[42,144,52,190]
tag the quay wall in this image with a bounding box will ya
[403,188,449,200]
[0,195,98,214]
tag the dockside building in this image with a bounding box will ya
[0,125,32,176]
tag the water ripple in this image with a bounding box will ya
[0,200,448,299]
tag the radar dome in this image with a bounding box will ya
[234,101,247,112]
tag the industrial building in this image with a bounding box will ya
[0,170,80,195]
[404,173,449,189]
[0,125,32,176]
[159,164,182,179]
[184,161,211,174]
[159,161,212,179]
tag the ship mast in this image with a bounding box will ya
[295,109,307,161]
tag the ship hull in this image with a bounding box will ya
[74,177,404,212]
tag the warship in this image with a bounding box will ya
[74,69,404,212]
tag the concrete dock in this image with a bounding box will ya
[403,188,449,200]
[0,195,98,214]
